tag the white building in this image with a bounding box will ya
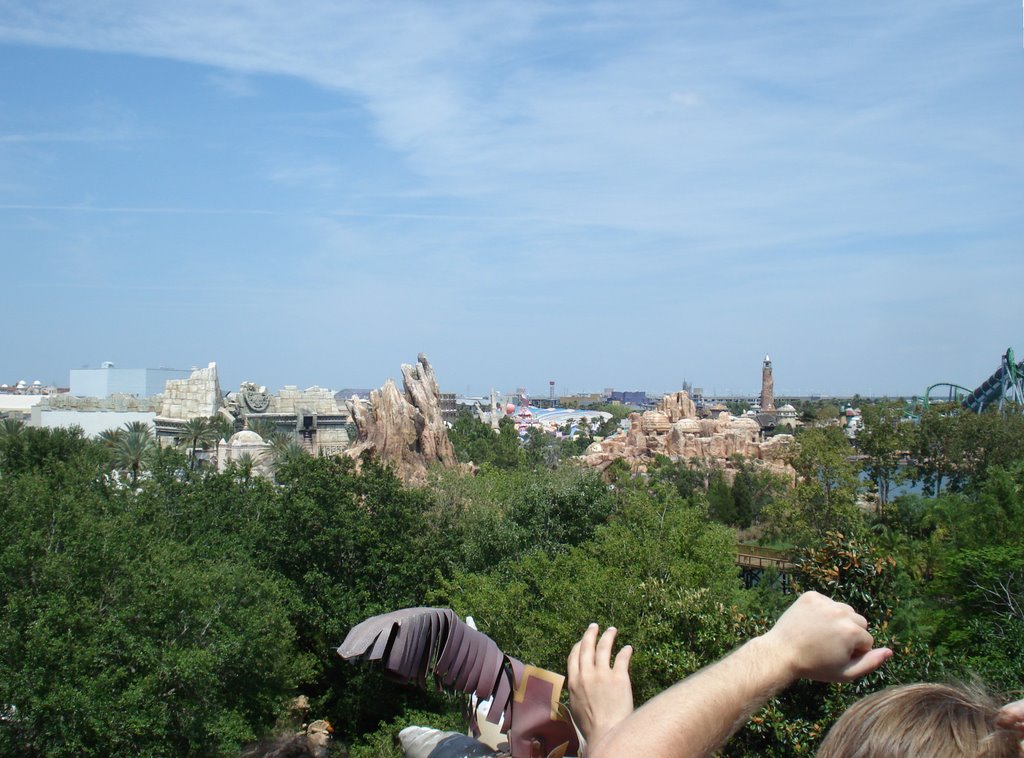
[217,430,274,478]
[70,362,191,398]
[0,394,47,415]
[1,379,62,417]
[31,407,157,438]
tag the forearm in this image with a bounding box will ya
[588,636,793,758]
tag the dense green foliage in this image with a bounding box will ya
[437,479,741,703]
[1,405,1022,755]
[0,428,457,755]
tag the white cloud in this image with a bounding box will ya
[0,0,1020,393]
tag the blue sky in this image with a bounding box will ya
[1,1,1021,398]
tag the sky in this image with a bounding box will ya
[1,1,1021,398]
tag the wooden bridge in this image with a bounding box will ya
[736,544,796,591]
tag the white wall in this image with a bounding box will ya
[31,408,156,438]
[0,395,45,413]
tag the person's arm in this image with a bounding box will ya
[588,591,893,758]
[567,623,634,748]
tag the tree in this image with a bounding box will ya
[428,464,616,574]
[96,427,122,449]
[910,407,963,496]
[522,426,562,469]
[815,403,842,422]
[873,462,1024,691]
[730,458,785,530]
[578,403,631,439]
[707,468,737,525]
[730,531,941,756]
[0,417,26,471]
[209,414,236,445]
[111,425,155,487]
[448,411,507,467]
[266,454,454,736]
[0,424,94,479]
[932,544,1024,689]
[438,482,742,704]
[857,403,911,514]
[228,452,257,484]
[0,433,306,756]
[179,416,219,471]
[955,410,1024,492]
[932,466,1024,690]
[649,456,709,501]
[762,427,861,544]
[491,416,525,470]
[245,417,283,442]
[645,456,785,530]
[124,420,152,435]
[0,416,25,441]
[794,427,860,532]
[267,436,307,473]
[794,532,900,630]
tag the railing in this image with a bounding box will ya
[735,544,796,571]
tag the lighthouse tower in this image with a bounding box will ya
[760,355,776,413]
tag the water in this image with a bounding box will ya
[859,466,924,498]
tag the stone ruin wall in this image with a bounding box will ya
[272,386,340,416]
[38,393,162,412]
[158,362,223,420]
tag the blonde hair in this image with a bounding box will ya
[817,683,1022,758]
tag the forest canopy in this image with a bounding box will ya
[0,405,1021,756]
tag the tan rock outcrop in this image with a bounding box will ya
[759,434,795,462]
[640,410,671,433]
[674,418,701,435]
[576,390,796,482]
[658,391,698,422]
[345,354,459,484]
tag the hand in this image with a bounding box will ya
[760,591,892,683]
[567,624,634,747]
[996,698,1024,734]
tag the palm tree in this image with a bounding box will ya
[179,416,218,470]
[97,427,123,449]
[267,436,307,469]
[113,426,155,487]
[245,417,282,442]
[0,417,25,438]
[230,452,257,484]
[210,414,236,443]
[0,417,26,471]
[124,420,152,435]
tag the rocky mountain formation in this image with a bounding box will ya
[345,354,461,484]
[578,390,795,481]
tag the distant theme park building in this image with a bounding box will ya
[30,362,181,435]
[153,364,351,458]
[70,362,191,398]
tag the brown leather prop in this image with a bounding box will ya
[338,607,580,758]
